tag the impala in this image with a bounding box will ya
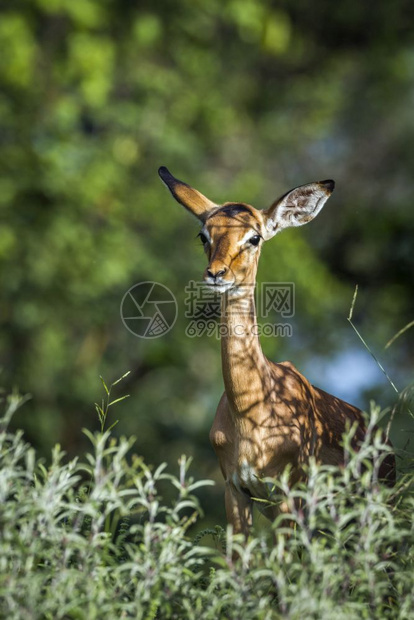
[158,166,396,536]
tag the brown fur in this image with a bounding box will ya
[159,167,396,536]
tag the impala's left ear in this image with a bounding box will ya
[262,180,335,240]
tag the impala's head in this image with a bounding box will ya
[159,167,334,295]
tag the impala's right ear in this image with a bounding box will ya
[158,167,217,222]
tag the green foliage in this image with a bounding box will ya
[0,393,214,619]
[1,0,413,445]
[0,3,412,615]
[0,0,413,532]
[0,393,413,619]
[95,371,130,433]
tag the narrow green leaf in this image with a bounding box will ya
[99,375,110,395]
[112,371,131,386]
[95,403,104,418]
[385,320,414,349]
[107,420,119,432]
[108,395,130,407]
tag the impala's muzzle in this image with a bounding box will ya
[207,266,227,280]
[204,261,234,292]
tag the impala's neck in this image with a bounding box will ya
[220,285,270,415]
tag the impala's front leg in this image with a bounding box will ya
[225,482,253,537]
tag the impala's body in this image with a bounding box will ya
[159,166,395,535]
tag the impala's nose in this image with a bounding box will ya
[207,267,227,280]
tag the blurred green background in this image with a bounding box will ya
[1,0,413,526]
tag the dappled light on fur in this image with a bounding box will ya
[161,169,396,536]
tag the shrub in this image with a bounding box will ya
[0,392,413,619]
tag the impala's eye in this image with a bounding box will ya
[249,235,261,246]
[198,232,208,245]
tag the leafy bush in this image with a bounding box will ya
[0,391,413,619]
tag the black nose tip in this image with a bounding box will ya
[207,268,227,280]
